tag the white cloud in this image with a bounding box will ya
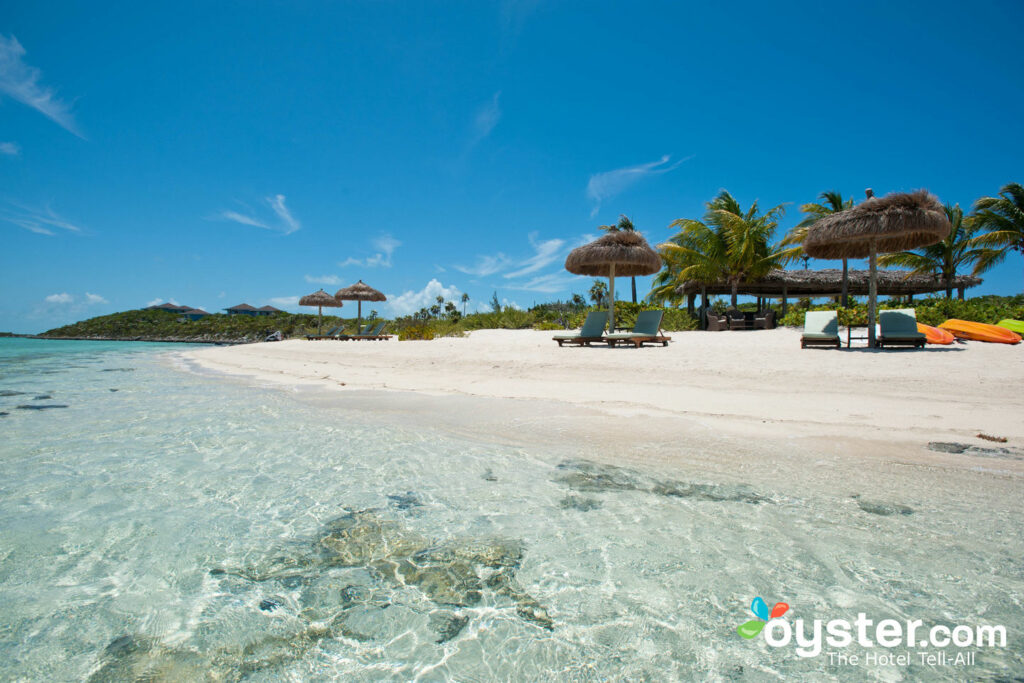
[220,210,270,229]
[453,253,510,277]
[0,141,19,156]
[267,296,300,310]
[506,272,580,293]
[85,292,107,305]
[586,154,691,217]
[1,202,84,236]
[503,232,565,278]
[218,194,300,234]
[470,91,502,146]
[340,233,401,268]
[385,279,463,317]
[305,274,342,286]
[268,194,300,234]
[45,292,73,304]
[0,35,82,137]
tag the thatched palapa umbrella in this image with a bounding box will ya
[335,280,386,333]
[803,189,951,348]
[565,230,662,331]
[299,289,343,335]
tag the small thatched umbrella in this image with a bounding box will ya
[565,230,662,331]
[803,189,951,347]
[335,280,386,333]
[299,289,343,335]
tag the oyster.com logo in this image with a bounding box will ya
[737,596,789,639]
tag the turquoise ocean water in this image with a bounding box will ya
[1,338,1021,681]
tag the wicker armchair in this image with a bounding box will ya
[705,311,729,331]
[754,309,776,329]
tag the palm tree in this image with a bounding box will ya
[599,214,641,303]
[878,204,1002,299]
[970,182,1024,290]
[460,292,470,316]
[589,280,608,306]
[781,191,854,305]
[661,191,787,307]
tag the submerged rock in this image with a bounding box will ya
[100,368,135,372]
[33,395,52,400]
[15,404,68,410]
[430,612,469,643]
[559,495,602,511]
[0,390,26,397]
[927,441,1020,459]
[207,507,554,666]
[555,460,766,504]
[856,499,914,516]
[387,491,424,511]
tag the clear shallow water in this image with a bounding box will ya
[1,338,1022,681]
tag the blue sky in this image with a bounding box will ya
[1,1,1022,333]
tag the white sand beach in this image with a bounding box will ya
[187,328,1024,444]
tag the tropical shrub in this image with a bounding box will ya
[398,324,435,341]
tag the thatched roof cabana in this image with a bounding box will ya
[676,269,981,298]
[335,280,386,332]
[802,189,952,347]
[803,190,950,259]
[565,231,662,277]
[565,230,661,330]
[299,289,343,335]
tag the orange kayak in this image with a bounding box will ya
[938,319,1022,345]
[917,323,955,345]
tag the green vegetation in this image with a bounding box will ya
[39,309,347,343]
[777,294,1024,328]
[660,190,789,307]
[782,191,854,304]
[971,182,1024,289]
[878,204,1003,299]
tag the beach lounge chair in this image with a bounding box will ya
[553,311,608,347]
[306,324,344,340]
[342,322,390,341]
[800,311,841,349]
[605,310,671,348]
[877,309,926,349]
[705,311,729,331]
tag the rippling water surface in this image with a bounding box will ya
[1,338,1021,681]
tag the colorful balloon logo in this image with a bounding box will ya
[737,597,789,639]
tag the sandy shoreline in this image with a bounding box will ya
[185,328,1024,442]
[181,327,1024,504]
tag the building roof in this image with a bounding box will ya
[256,305,284,312]
[676,268,981,298]
[225,303,258,311]
[147,302,190,311]
[183,308,210,315]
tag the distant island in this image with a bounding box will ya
[37,308,343,344]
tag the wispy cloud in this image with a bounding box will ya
[217,194,301,234]
[304,274,342,286]
[506,272,580,293]
[455,232,568,280]
[0,35,82,138]
[503,233,565,279]
[0,141,19,156]
[385,279,463,317]
[453,253,511,277]
[1,202,84,236]
[45,292,73,304]
[85,292,108,305]
[146,297,181,307]
[470,91,502,147]
[340,234,401,268]
[587,154,691,218]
